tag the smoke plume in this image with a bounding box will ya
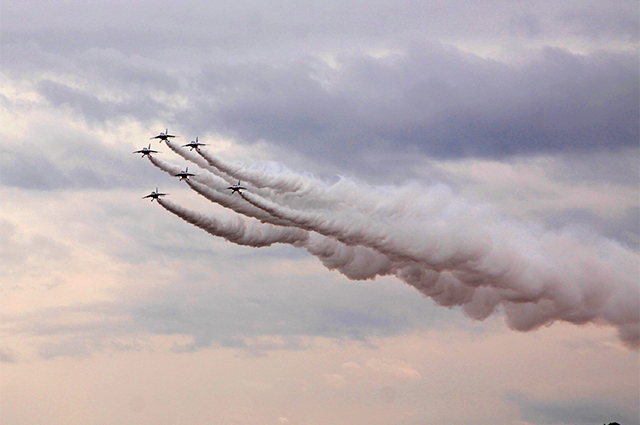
[144,144,640,348]
[157,197,309,247]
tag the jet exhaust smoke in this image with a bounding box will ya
[157,197,308,247]
[148,154,398,280]
[165,140,235,185]
[145,144,640,348]
[190,140,319,195]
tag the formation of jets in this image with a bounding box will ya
[138,129,250,200]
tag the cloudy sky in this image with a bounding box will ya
[1,0,639,424]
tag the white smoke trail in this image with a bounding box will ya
[147,154,283,224]
[165,140,236,185]
[197,147,317,195]
[187,179,292,227]
[240,190,487,270]
[147,153,228,188]
[147,146,640,348]
[148,154,397,280]
[169,138,427,219]
[160,193,395,279]
[237,188,640,343]
[158,197,309,247]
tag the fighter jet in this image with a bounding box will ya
[133,144,160,157]
[174,167,195,181]
[227,180,247,194]
[182,137,208,151]
[150,128,177,143]
[143,188,168,202]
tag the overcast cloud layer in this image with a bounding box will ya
[3,0,639,168]
[4,39,638,166]
[1,0,638,424]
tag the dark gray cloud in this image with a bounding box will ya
[508,13,543,38]
[3,0,637,172]
[5,267,463,359]
[36,80,168,124]
[3,246,462,358]
[3,0,637,57]
[1,42,181,92]
[180,43,638,162]
[0,348,19,364]
[561,6,640,41]
[550,149,640,186]
[0,123,169,191]
[506,391,639,425]
[0,151,73,191]
[541,206,640,250]
[129,270,461,352]
[18,40,636,169]
[0,220,71,266]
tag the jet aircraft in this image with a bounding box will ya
[182,137,208,151]
[133,144,159,157]
[150,129,177,143]
[227,180,247,194]
[143,188,168,202]
[174,167,196,181]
